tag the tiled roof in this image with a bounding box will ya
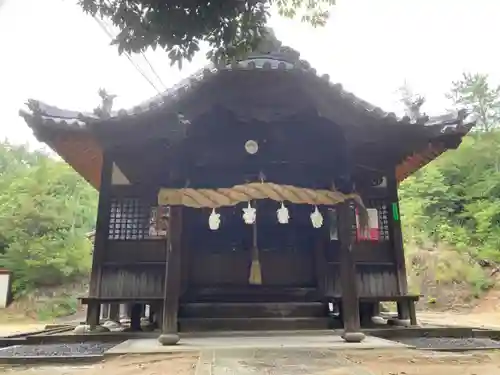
[19,51,476,135]
[19,24,477,139]
[18,36,476,188]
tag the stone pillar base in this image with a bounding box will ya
[158,333,180,345]
[102,320,121,330]
[341,331,366,343]
[371,315,387,325]
[73,324,110,334]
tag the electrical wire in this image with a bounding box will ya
[141,53,167,91]
[93,16,164,95]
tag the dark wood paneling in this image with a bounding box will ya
[190,252,250,286]
[326,241,394,263]
[189,250,315,287]
[100,265,165,298]
[104,240,166,264]
[261,250,316,286]
[323,263,398,297]
[109,184,158,202]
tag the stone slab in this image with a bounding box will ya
[106,333,410,355]
[195,348,377,375]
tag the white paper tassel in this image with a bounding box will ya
[208,208,221,230]
[277,202,289,224]
[242,202,256,224]
[310,206,324,228]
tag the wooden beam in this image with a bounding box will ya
[158,206,183,345]
[337,201,365,342]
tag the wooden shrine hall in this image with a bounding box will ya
[19,36,475,344]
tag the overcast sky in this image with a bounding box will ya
[1,0,499,147]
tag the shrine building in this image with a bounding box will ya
[19,37,475,344]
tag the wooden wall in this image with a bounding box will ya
[317,172,407,298]
[91,167,408,300]
[92,182,169,299]
[321,264,399,297]
[189,249,316,287]
[100,264,165,299]
[100,241,166,299]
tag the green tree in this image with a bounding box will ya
[400,73,500,265]
[447,72,500,132]
[0,142,97,295]
[78,0,335,65]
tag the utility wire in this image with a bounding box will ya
[93,16,164,95]
[141,52,167,91]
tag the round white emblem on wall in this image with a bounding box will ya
[245,140,259,155]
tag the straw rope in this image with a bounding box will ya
[158,182,363,208]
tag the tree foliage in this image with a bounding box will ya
[447,72,500,132]
[400,73,500,264]
[78,0,335,66]
[0,142,97,295]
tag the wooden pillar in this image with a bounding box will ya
[158,206,183,345]
[313,237,328,296]
[387,173,418,325]
[86,154,112,327]
[180,211,190,297]
[119,303,128,320]
[130,303,142,331]
[148,304,155,324]
[109,303,120,322]
[100,304,110,321]
[397,301,410,320]
[388,173,409,295]
[337,201,365,342]
[86,302,100,329]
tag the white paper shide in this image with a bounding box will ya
[276,202,290,224]
[310,206,324,228]
[242,202,257,224]
[208,208,221,230]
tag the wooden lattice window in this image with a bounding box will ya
[108,198,149,240]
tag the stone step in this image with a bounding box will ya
[178,317,330,332]
[179,302,326,318]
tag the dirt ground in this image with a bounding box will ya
[1,350,500,375]
[0,307,498,374]
[0,354,199,375]
[344,350,500,375]
[417,311,500,329]
[413,289,500,329]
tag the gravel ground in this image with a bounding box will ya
[0,343,118,357]
[395,337,500,350]
[0,353,198,375]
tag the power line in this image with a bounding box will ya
[93,16,164,95]
[141,52,167,91]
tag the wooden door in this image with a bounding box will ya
[185,202,318,288]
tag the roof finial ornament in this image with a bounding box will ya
[254,28,282,54]
[256,28,304,67]
[26,99,42,116]
[94,88,117,119]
